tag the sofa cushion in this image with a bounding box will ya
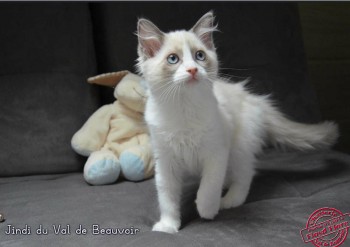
[1,150,349,246]
[0,3,99,176]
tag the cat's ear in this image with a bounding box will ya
[137,18,164,58]
[191,11,218,50]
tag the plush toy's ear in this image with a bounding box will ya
[87,70,129,88]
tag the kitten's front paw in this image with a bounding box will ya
[152,220,179,234]
[196,198,219,220]
[220,194,245,210]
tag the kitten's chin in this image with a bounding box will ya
[187,78,198,85]
[185,75,202,85]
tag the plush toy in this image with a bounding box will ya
[71,70,154,185]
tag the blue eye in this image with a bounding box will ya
[195,50,206,61]
[167,54,179,64]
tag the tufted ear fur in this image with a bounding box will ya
[190,11,218,50]
[137,18,164,58]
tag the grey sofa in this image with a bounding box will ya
[1,3,349,247]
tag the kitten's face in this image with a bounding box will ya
[137,11,219,91]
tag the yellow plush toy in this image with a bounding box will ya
[71,71,154,185]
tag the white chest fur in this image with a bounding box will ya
[145,88,218,173]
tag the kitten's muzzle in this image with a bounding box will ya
[186,67,198,77]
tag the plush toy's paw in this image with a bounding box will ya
[119,151,145,182]
[84,150,120,185]
[71,137,94,157]
[152,220,180,234]
[71,131,101,157]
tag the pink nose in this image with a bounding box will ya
[186,67,198,76]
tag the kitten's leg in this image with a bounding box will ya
[196,152,228,219]
[152,157,182,234]
[220,152,255,209]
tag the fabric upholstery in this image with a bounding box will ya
[0,3,99,176]
[1,150,349,246]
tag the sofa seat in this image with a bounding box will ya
[1,150,349,247]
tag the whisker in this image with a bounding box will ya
[219,67,251,71]
[169,84,178,104]
[206,68,250,81]
[177,81,182,104]
[161,84,176,103]
[218,72,249,80]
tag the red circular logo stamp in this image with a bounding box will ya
[300,207,350,247]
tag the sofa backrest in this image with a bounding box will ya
[0,3,100,176]
[0,2,322,177]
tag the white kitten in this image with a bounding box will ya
[136,11,338,234]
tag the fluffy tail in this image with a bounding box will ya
[264,105,339,151]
